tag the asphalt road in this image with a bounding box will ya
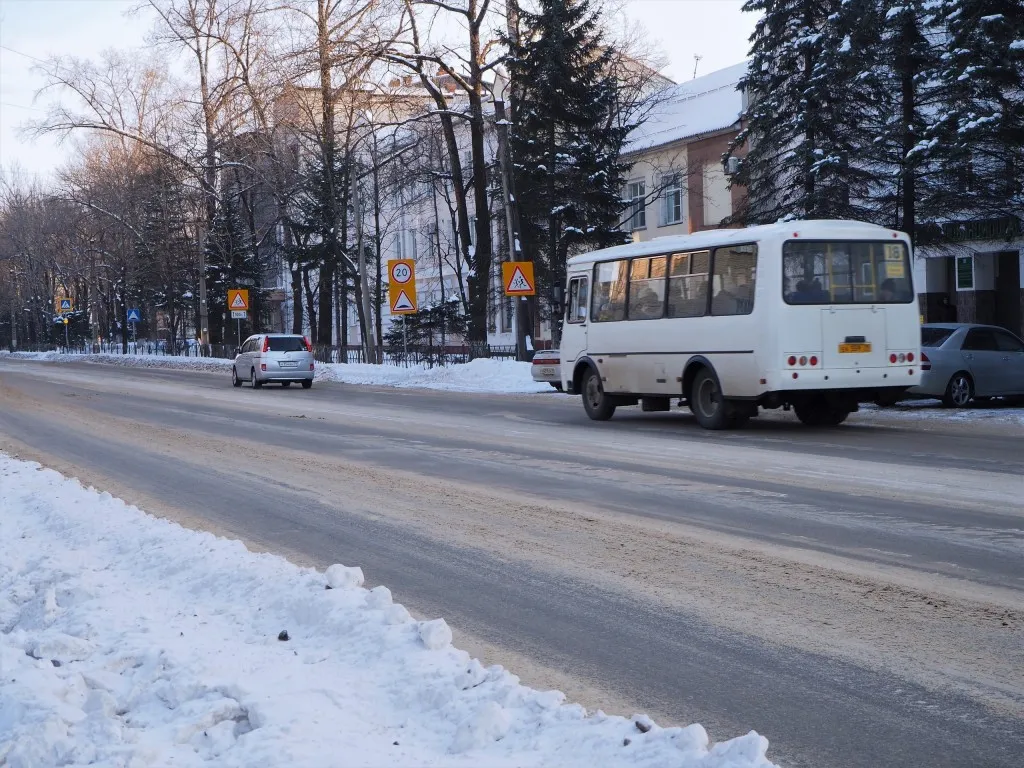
[1,357,1022,768]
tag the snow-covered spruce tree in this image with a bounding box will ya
[506,0,634,315]
[852,0,952,246]
[205,193,259,344]
[726,0,874,223]
[929,0,1024,228]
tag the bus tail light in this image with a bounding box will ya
[921,352,931,371]
[787,355,797,366]
[889,353,898,364]
[799,356,807,366]
[907,352,915,362]
[809,355,818,367]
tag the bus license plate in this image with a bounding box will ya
[838,343,871,354]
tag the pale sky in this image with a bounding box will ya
[0,0,756,181]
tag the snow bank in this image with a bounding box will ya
[0,454,779,768]
[862,400,1024,426]
[1,350,232,374]
[316,358,552,393]
[1,351,552,394]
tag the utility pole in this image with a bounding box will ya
[494,69,530,362]
[352,176,378,364]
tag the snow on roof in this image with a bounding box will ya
[625,61,749,153]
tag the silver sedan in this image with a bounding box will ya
[530,349,562,390]
[909,323,1024,406]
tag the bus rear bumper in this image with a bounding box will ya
[760,367,915,407]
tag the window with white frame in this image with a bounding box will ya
[626,180,646,230]
[396,229,417,260]
[661,172,684,226]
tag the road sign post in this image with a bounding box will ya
[227,291,250,349]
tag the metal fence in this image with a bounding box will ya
[13,341,524,368]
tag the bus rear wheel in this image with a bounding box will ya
[582,368,616,421]
[690,369,747,430]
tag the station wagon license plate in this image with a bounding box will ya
[280,361,298,368]
[838,343,871,354]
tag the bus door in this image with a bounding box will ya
[561,274,590,375]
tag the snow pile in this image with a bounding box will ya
[1,351,553,394]
[317,357,552,393]
[0,454,780,768]
[862,400,1024,426]
[1,350,232,374]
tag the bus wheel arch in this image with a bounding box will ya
[683,360,749,430]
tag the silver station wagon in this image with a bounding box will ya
[232,334,315,389]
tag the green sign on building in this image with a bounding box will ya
[955,255,974,290]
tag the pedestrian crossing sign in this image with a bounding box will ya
[56,297,73,313]
[227,289,249,311]
[502,262,536,296]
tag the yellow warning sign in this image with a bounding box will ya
[502,262,536,296]
[388,260,418,314]
[227,289,249,311]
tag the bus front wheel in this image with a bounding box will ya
[690,369,747,430]
[582,368,616,421]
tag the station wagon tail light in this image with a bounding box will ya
[262,337,270,353]
[303,336,313,352]
[310,363,315,371]
[261,363,267,371]
[921,352,931,370]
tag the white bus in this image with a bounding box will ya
[559,220,921,429]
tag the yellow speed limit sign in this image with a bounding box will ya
[388,259,417,314]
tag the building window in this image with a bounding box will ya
[396,229,417,260]
[626,180,646,230]
[661,173,684,226]
[703,166,732,227]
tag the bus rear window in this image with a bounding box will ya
[783,241,913,305]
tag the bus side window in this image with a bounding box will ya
[567,277,589,324]
[592,260,627,322]
[711,245,757,316]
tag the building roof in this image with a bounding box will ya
[624,61,748,154]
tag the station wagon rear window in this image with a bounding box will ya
[267,336,307,352]
[783,241,913,305]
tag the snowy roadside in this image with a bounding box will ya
[0,351,553,394]
[0,454,778,768]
